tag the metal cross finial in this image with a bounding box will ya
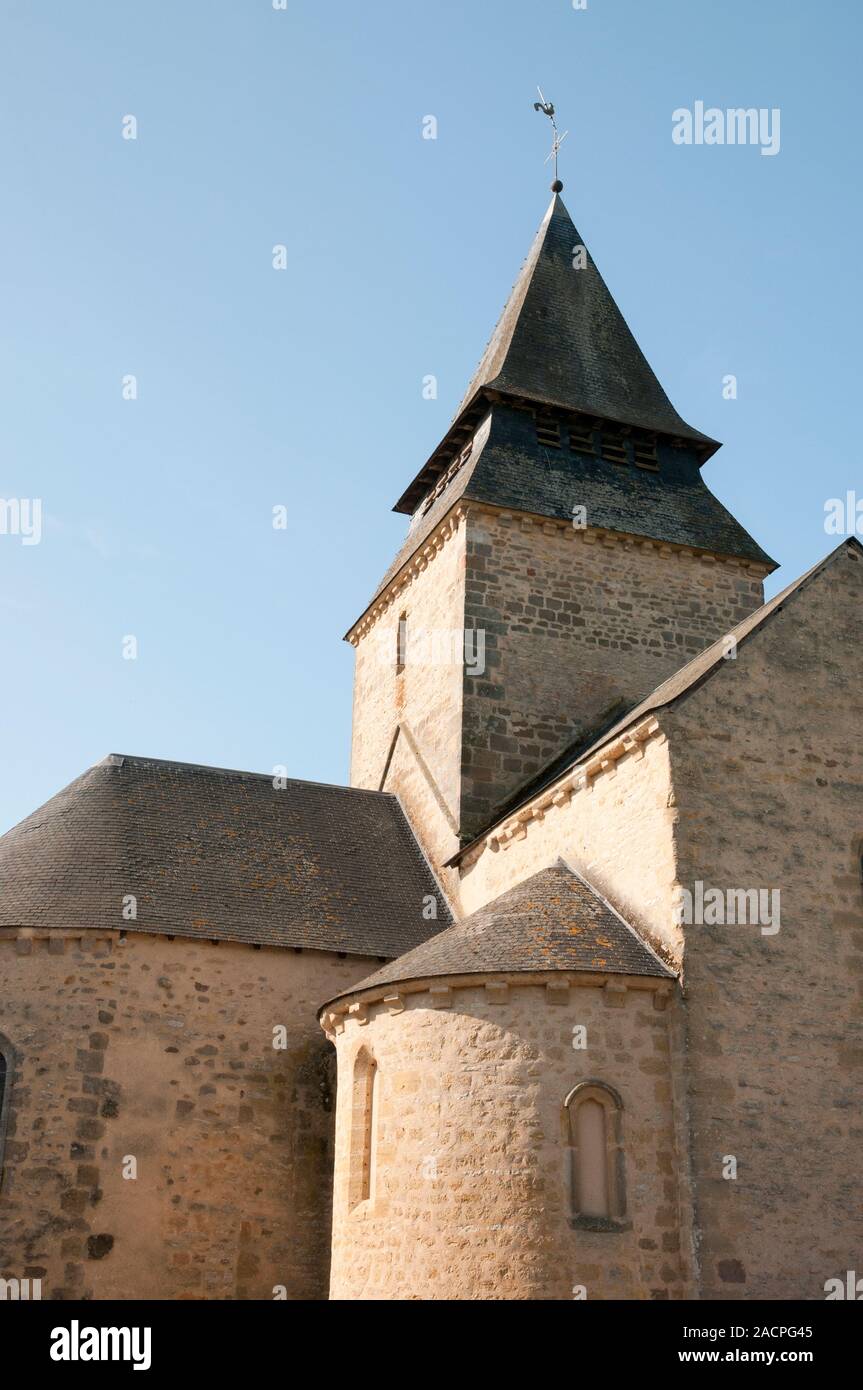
[533,87,567,191]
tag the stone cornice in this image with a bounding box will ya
[478,504,771,579]
[0,927,120,956]
[345,500,771,647]
[455,716,666,871]
[319,968,675,1039]
[345,504,470,646]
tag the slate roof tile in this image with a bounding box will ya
[0,754,452,957]
[360,401,773,615]
[455,193,715,446]
[327,862,673,1003]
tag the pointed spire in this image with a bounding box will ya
[455,193,715,451]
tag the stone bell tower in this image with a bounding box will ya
[346,189,775,886]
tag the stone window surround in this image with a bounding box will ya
[320,969,674,1042]
[563,1080,630,1233]
[395,612,408,675]
[348,1046,378,1217]
[450,714,667,876]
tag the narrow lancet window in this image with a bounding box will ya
[396,614,408,674]
[564,1082,627,1230]
[349,1049,378,1210]
[575,1097,609,1217]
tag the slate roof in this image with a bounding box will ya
[0,754,452,956]
[360,402,773,614]
[447,538,863,862]
[325,863,673,1003]
[454,193,715,448]
[391,191,724,524]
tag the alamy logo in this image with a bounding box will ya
[824,1271,863,1300]
[0,497,42,545]
[672,102,780,157]
[673,881,780,936]
[0,1275,42,1299]
[50,1320,152,1371]
[824,491,863,536]
[373,625,486,675]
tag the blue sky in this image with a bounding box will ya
[1,0,860,833]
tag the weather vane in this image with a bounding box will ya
[533,88,567,192]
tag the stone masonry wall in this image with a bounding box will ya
[349,515,466,883]
[460,508,766,837]
[0,930,380,1300]
[326,976,689,1300]
[456,731,682,965]
[666,541,863,1299]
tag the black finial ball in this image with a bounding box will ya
[551,178,563,193]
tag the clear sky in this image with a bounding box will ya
[1,0,860,834]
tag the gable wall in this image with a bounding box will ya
[666,543,863,1298]
[457,733,682,965]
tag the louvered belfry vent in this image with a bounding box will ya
[365,191,775,618]
[633,433,659,469]
[599,429,629,465]
[569,417,597,455]
[535,415,561,448]
[539,414,657,471]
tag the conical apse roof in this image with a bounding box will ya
[323,862,673,1004]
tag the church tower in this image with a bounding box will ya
[346,191,775,885]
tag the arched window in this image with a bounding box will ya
[564,1081,628,1231]
[349,1048,378,1211]
[0,1034,14,1192]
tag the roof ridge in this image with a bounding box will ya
[454,192,714,450]
[555,859,673,975]
[95,753,398,797]
[452,196,555,422]
[624,534,861,719]
[0,757,453,957]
